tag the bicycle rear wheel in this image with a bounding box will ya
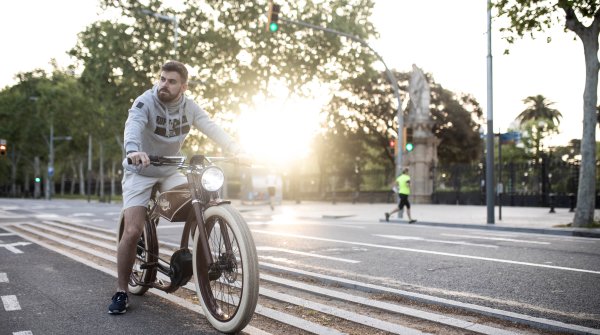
[192,204,259,334]
[116,212,157,295]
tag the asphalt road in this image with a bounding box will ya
[0,225,221,335]
[2,198,599,331]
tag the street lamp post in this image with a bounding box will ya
[46,122,72,200]
[485,1,495,224]
[141,9,178,56]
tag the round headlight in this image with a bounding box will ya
[201,166,225,192]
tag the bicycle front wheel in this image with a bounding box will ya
[192,204,259,334]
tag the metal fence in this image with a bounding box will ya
[2,160,597,209]
[281,161,598,209]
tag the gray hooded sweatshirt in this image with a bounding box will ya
[123,85,238,177]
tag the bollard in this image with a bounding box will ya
[549,193,556,213]
[569,193,576,212]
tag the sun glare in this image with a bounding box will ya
[238,93,326,169]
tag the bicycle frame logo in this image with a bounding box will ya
[158,198,171,212]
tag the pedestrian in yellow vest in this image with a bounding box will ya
[385,168,417,223]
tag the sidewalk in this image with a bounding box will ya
[236,200,600,238]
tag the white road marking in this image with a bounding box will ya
[247,221,366,229]
[0,210,26,219]
[375,235,498,248]
[13,331,33,335]
[252,230,600,275]
[33,214,61,220]
[258,255,296,264]
[71,213,94,217]
[0,241,32,254]
[0,272,8,283]
[441,233,551,245]
[2,295,21,311]
[473,231,597,244]
[0,233,17,237]
[257,246,360,263]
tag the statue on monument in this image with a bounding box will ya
[409,64,430,117]
[404,64,439,205]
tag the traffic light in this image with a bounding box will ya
[35,177,41,183]
[267,2,280,32]
[404,127,414,152]
[0,143,6,156]
[388,138,396,155]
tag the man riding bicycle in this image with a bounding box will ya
[109,60,241,314]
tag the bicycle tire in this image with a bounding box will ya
[192,204,259,334]
[116,212,158,295]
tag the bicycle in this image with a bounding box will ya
[116,154,259,334]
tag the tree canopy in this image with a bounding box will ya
[0,0,486,200]
[324,70,483,172]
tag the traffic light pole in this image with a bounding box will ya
[279,18,405,175]
[46,122,72,200]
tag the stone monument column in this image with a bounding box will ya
[406,64,440,204]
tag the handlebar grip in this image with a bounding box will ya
[126,154,160,165]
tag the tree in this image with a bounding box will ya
[516,95,562,159]
[325,70,483,172]
[516,95,562,126]
[492,0,599,226]
[430,83,484,165]
[68,0,378,164]
[0,66,92,196]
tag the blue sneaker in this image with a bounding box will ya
[108,291,129,314]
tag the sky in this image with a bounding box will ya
[1,0,597,148]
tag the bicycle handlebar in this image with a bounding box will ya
[127,155,250,167]
[126,155,182,166]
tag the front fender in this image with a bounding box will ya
[205,199,232,208]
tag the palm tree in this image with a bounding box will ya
[516,95,562,127]
[516,95,563,157]
[516,95,563,194]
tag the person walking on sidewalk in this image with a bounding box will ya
[266,172,277,211]
[385,168,416,223]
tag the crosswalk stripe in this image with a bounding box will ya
[0,272,8,283]
[2,295,21,311]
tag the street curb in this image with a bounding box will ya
[379,219,600,238]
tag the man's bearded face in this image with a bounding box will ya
[157,71,186,103]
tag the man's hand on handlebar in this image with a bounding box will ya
[127,151,151,167]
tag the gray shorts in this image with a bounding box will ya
[121,171,187,209]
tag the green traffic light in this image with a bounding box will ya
[35,177,41,183]
[269,22,279,32]
[405,143,414,152]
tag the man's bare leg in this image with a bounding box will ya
[117,206,146,292]
[407,208,416,223]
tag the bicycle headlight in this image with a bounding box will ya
[201,166,225,192]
